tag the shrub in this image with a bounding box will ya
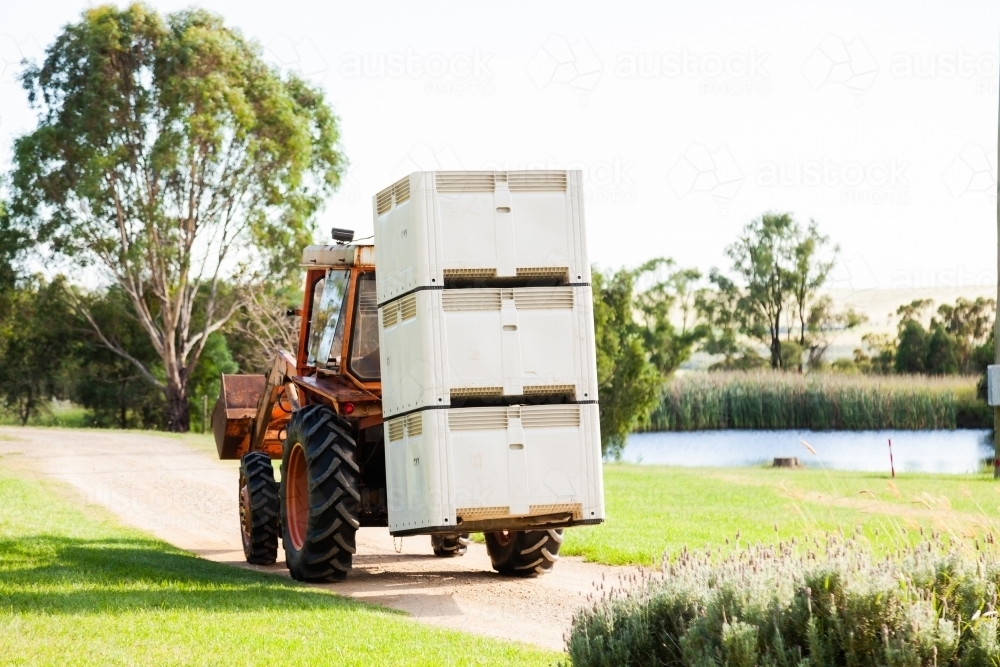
[567,534,1000,666]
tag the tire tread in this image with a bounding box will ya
[281,406,360,582]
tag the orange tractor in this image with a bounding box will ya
[212,236,567,581]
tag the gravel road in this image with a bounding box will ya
[0,427,630,651]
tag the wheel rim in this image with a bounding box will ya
[239,473,252,551]
[493,530,513,547]
[286,443,308,551]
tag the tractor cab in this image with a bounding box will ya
[298,244,380,388]
[212,242,382,463]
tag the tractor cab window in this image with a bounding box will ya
[348,273,380,381]
[307,269,349,369]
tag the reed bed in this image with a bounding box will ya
[568,533,1000,666]
[645,372,989,431]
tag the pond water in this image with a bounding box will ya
[620,430,994,474]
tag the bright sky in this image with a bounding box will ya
[1,1,998,292]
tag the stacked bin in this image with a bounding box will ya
[373,170,604,535]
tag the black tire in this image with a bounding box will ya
[239,452,279,565]
[280,404,360,582]
[431,533,470,557]
[484,529,564,576]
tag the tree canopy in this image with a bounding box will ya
[702,212,861,371]
[593,259,705,458]
[9,4,345,430]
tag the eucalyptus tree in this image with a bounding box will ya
[9,4,345,430]
[723,212,799,369]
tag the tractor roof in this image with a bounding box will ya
[301,244,375,269]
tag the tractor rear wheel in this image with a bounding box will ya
[280,404,360,582]
[484,529,564,576]
[239,452,279,565]
[431,533,470,557]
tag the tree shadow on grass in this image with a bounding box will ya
[0,534,402,615]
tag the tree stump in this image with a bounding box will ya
[772,457,802,468]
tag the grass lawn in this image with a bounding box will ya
[562,464,1000,566]
[0,402,92,428]
[0,464,560,666]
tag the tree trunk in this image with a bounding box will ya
[799,311,807,373]
[770,336,782,369]
[165,381,190,432]
[119,380,128,429]
[19,387,32,426]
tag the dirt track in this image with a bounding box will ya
[0,427,629,651]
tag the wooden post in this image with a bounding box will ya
[995,48,1000,478]
[202,395,208,435]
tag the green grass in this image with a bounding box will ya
[646,371,990,430]
[0,402,93,428]
[0,464,559,666]
[562,464,1000,566]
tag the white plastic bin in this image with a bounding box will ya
[373,170,591,304]
[384,403,604,534]
[378,285,599,418]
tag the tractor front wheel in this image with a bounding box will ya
[239,452,279,565]
[280,405,360,582]
[484,529,564,576]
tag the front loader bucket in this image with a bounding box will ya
[212,374,266,460]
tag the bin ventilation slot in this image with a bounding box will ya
[516,267,569,281]
[392,177,410,205]
[442,289,502,311]
[456,506,510,520]
[443,268,498,281]
[508,171,568,191]
[521,405,581,428]
[514,287,574,309]
[383,294,418,325]
[388,418,405,441]
[529,503,583,519]
[376,176,411,214]
[523,384,576,397]
[448,407,508,430]
[400,294,417,320]
[450,386,503,399]
[376,188,393,215]
[405,413,422,437]
[435,171,568,193]
[436,171,496,192]
[381,303,398,328]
